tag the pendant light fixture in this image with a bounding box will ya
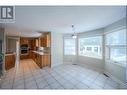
[71,25,77,39]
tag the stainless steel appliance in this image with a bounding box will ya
[20,44,29,55]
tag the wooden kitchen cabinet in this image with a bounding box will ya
[43,55,51,67]
[41,37,47,47]
[46,33,51,47]
[40,32,51,47]
[40,55,51,68]
[29,50,33,59]
[36,54,41,68]
[20,37,29,45]
[29,39,35,50]
[5,54,15,70]
[35,38,39,47]
[33,52,51,68]
[20,54,28,59]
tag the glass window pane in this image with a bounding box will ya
[64,38,76,55]
[105,29,127,67]
[110,47,126,66]
[79,36,102,58]
[106,29,126,45]
[87,47,92,51]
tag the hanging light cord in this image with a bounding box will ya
[72,25,75,34]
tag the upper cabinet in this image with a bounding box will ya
[35,38,39,47]
[20,37,29,45]
[20,37,36,50]
[29,39,35,50]
[46,32,51,47]
[20,32,51,48]
[37,32,51,47]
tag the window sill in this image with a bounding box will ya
[78,55,102,60]
[106,60,126,68]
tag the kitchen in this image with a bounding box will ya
[5,32,51,71]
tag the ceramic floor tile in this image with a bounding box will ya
[49,82,63,89]
[13,83,24,89]
[75,82,89,89]
[37,81,49,89]
[62,83,75,89]
[0,59,124,89]
[25,81,37,89]
[43,85,51,89]
[89,83,103,89]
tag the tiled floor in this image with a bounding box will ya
[0,59,126,89]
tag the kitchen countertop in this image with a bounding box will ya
[33,51,50,55]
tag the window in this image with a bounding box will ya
[64,38,76,55]
[87,47,92,51]
[105,29,126,67]
[79,36,102,58]
[94,47,98,53]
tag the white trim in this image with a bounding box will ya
[105,45,127,47]
[104,26,126,34]
[78,35,103,59]
[78,55,102,59]
[78,63,104,73]
[104,70,127,87]
[63,37,77,56]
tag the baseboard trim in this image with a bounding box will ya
[78,63,104,73]
[104,70,127,87]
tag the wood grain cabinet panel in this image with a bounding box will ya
[40,32,51,47]
[5,54,15,70]
[33,53,51,68]
[20,37,29,45]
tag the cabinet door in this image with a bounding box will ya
[43,55,50,67]
[20,38,29,45]
[41,55,44,68]
[5,55,15,70]
[35,38,39,47]
[29,39,35,50]
[29,50,33,59]
[47,33,51,47]
[43,55,46,67]
[46,55,51,66]
[41,37,47,47]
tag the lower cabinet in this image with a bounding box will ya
[5,54,15,70]
[41,55,51,68]
[34,53,51,68]
[20,54,28,60]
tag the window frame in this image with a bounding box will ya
[78,35,103,59]
[105,28,127,67]
[63,37,76,55]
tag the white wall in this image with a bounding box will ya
[64,55,77,64]
[104,17,126,83]
[51,32,63,67]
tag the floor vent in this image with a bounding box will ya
[103,73,109,77]
[72,64,77,65]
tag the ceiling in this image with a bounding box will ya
[6,6,126,37]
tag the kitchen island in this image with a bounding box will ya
[32,51,51,68]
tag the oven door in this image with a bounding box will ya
[21,49,29,55]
